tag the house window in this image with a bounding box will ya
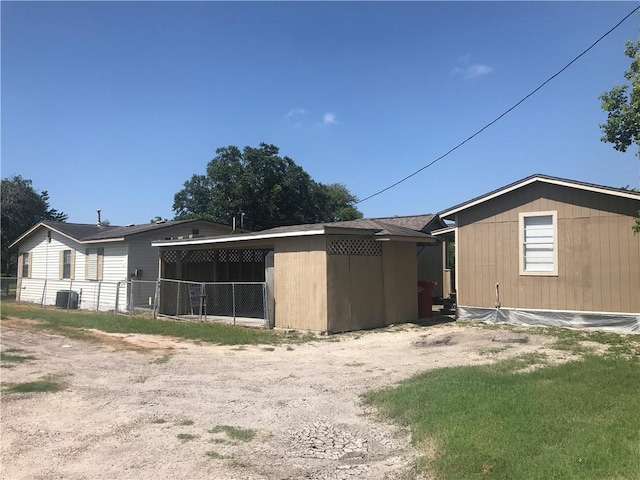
[21,253,30,278]
[62,250,72,279]
[86,248,104,281]
[519,211,558,276]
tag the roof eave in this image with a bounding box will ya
[439,175,640,219]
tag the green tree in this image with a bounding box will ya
[1,175,68,274]
[600,37,640,233]
[173,143,362,230]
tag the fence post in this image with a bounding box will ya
[232,283,236,325]
[176,281,181,318]
[262,283,269,328]
[128,280,134,316]
[66,281,73,310]
[198,282,205,322]
[115,282,120,314]
[40,279,47,307]
[153,280,160,318]
[96,281,101,312]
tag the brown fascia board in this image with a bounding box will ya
[439,173,640,220]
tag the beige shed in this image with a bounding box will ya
[152,219,438,333]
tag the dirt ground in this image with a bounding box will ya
[1,317,572,480]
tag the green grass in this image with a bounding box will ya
[177,433,198,442]
[1,348,37,366]
[208,425,256,442]
[205,450,229,460]
[365,353,640,480]
[1,303,312,346]
[2,376,65,394]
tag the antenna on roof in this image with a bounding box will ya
[97,209,102,226]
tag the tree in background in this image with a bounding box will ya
[1,175,68,274]
[599,36,640,233]
[173,143,362,230]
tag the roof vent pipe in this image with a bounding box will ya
[97,209,102,226]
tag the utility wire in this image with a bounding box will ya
[356,4,640,205]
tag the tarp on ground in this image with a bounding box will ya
[457,305,640,334]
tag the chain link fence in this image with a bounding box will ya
[1,277,18,300]
[11,278,270,328]
[156,279,270,328]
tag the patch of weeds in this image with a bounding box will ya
[208,425,256,442]
[205,450,229,460]
[2,375,65,394]
[477,346,510,356]
[489,352,549,374]
[209,438,233,445]
[286,345,294,351]
[231,346,247,351]
[1,349,37,366]
[177,433,198,442]
[261,347,275,352]
[227,458,251,468]
[344,362,365,367]
[150,354,172,364]
[178,419,194,426]
[151,418,168,424]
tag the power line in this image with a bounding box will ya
[356,4,640,205]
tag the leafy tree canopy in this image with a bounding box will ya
[600,35,640,234]
[1,175,68,274]
[173,143,362,230]
[600,38,640,155]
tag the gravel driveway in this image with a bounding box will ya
[1,317,562,479]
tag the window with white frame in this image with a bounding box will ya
[62,250,72,279]
[21,252,30,278]
[519,211,558,276]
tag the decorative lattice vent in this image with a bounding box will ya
[187,250,215,263]
[162,249,269,263]
[327,236,382,256]
[162,250,177,262]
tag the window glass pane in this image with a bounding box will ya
[63,250,72,278]
[523,215,554,272]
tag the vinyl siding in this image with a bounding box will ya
[456,182,640,313]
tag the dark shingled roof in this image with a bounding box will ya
[368,214,442,232]
[39,220,215,241]
[255,218,436,239]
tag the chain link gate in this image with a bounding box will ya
[156,278,270,328]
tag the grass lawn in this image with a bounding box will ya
[1,303,312,345]
[365,334,640,480]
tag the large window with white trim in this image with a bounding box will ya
[519,211,558,276]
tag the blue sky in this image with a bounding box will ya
[2,1,639,227]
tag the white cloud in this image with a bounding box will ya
[467,64,493,78]
[323,112,337,125]
[451,63,493,79]
[285,108,307,118]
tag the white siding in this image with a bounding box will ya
[16,229,128,311]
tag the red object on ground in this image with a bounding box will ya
[417,281,437,317]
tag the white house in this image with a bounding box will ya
[10,219,236,312]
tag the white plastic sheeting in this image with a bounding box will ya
[457,306,640,334]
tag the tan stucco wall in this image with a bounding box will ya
[274,236,328,331]
[456,183,640,313]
